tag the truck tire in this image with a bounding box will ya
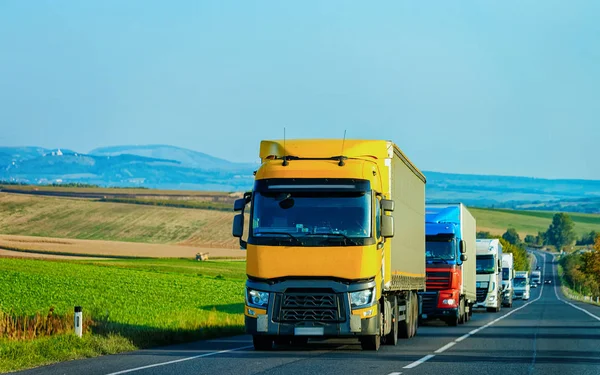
[383,296,398,346]
[445,315,459,326]
[458,299,465,324]
[360,335,381,351]
[398,293,413,338]
[253,335,273,351]
[412,293,419,336]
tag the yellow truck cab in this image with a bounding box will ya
[233,139,426,351]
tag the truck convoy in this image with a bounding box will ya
[501,253,514,308]
[419,203,476,326]
[513,271,530,300]
[531,270,542,285]
[474,239,503,312]
[233,139,427,351]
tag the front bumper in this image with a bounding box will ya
[419,291,458,320]
[246,314,379,337]
[244,278,379,338]
[473,295,499,309]
[514,290,529,299]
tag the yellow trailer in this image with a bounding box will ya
[233,139,426,350]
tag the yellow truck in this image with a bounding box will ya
[232,139,426,351]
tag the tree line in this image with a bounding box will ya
[506,212,594,252]
[559,235,600,299]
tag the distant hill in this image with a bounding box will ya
[89,145,256,171]
[1,144,599,213]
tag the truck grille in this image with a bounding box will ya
[284,294,336,308]
[476,288,487,303]
[281,309,337,322]
[275,291,344,323]
[426,271,451,289]
[421,292,437,314]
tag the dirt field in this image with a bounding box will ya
[0,234,246,259]
[0,193,239,248]
[0,248,108,260]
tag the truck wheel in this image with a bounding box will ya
[253,335,273,351]
[412,293,419,336]
[360,335,381,351]
[458,299,465,324]
[445,316,459,326]
[384,296,398,346]
[398,293,412,338]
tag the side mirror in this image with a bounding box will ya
[233,198,246,212]
[459,240,467,254]
[381,215,394,238]
[381,199,394,212]
[232,214,244,238]
[234,192,252,211]
[460,254,468,262]
[232,214,247,250]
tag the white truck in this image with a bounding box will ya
[531,270,541,285]
[501,253,514,308]
[513,271,530,300]
[474,239,503,312]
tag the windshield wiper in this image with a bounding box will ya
[305,232,359,246]
[255,232,304,245]
[426,256,451,264]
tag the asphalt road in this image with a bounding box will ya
[14,252,600,375]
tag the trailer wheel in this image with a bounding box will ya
[411,292,419,336]
[253,335,273,351]
[465,303,472,322]
[398,293,412,338]
[383,296,398,346]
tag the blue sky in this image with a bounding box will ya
[0,1,598,179]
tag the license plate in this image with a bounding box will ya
[294,327,324,336]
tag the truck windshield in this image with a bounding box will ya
[252,191,372,240]
[514,278,528,287]
[502,267,510,280]
[426,239,455,260]
[476,255,495,274]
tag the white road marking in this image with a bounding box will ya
[397,252,547,371]
[386,372,402,375]
[105,345,253,375]
[434,342,456,353]
[403,354,435,369]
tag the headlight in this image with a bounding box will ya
[247,288,269,308]
[488,295,496,301]
[350,288,375,308]
[442,299,456,306]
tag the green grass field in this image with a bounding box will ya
[0,258,246,372]
[470,207,600,238]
